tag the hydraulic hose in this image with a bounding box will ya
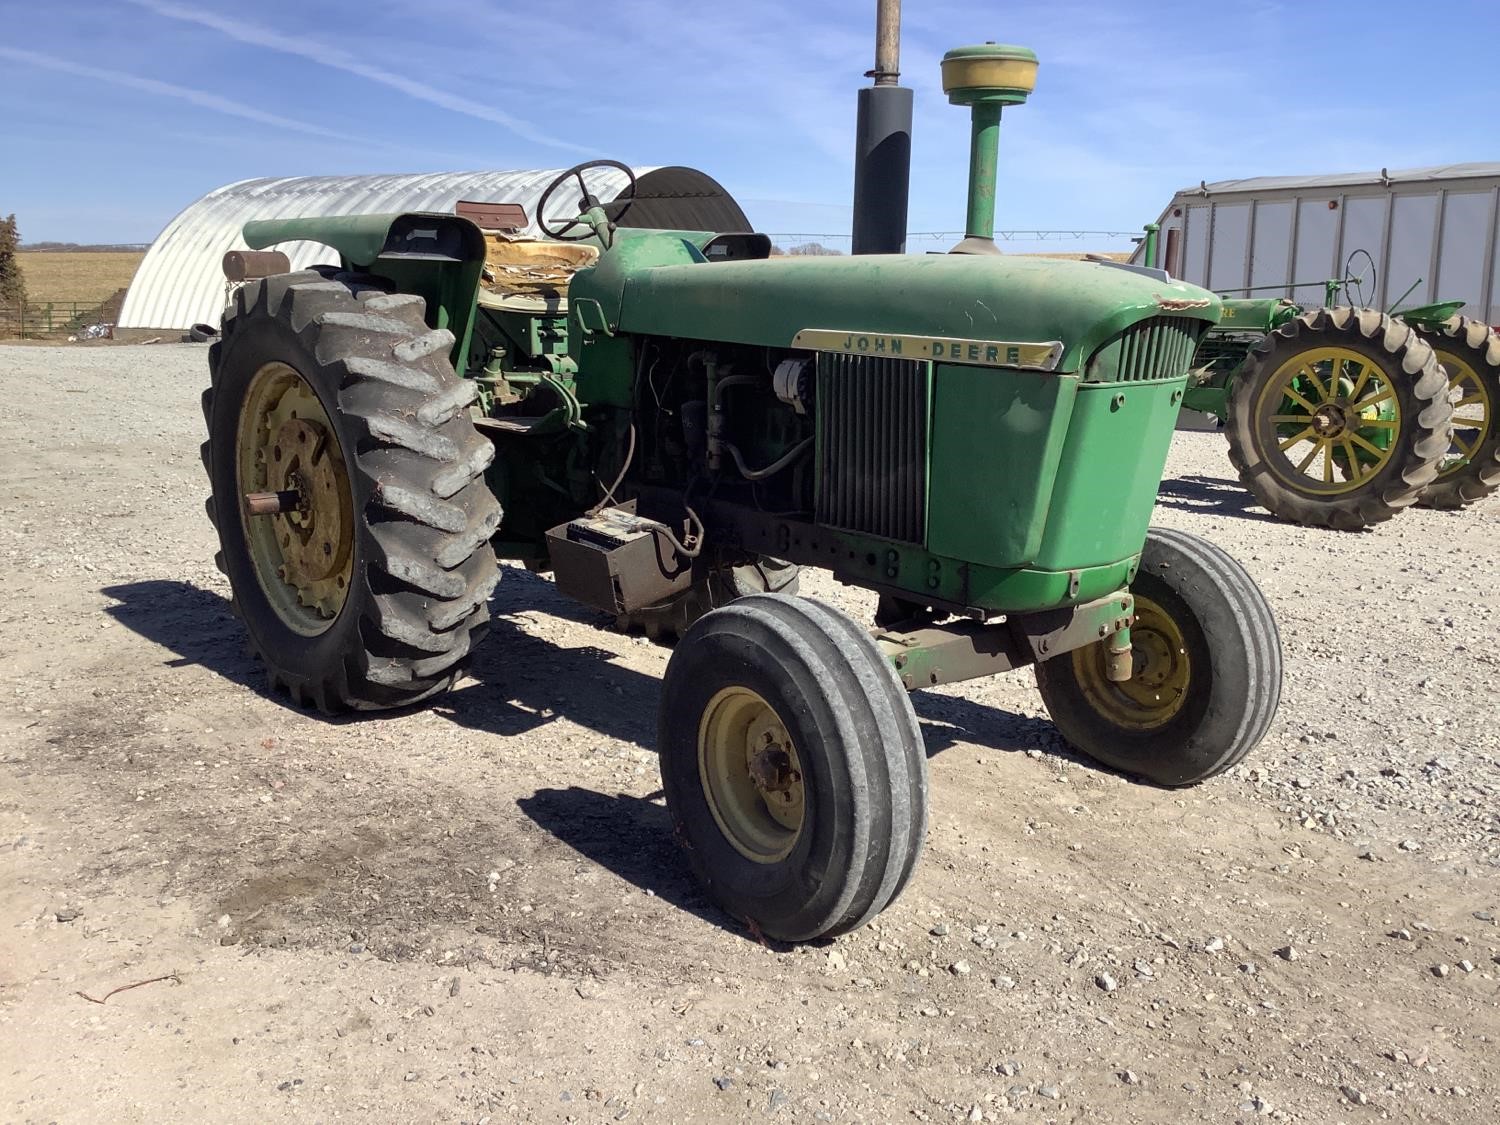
[722,436,814,481]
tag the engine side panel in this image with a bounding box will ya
[925,365,1078,569]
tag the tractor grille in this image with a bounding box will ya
[815,353,928,544]
[1112,316,1202,382]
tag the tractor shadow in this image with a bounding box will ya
[100,574,1102,775]
[101,575,1115,943]
[98,571,658,749]
[100,580,262,691]
[512,785,785,947]
[1155,474,1281,524]
[912,691,1110,775]
[437,565,659,750]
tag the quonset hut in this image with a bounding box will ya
[118,167,752,331]
[1131,164,1500,321]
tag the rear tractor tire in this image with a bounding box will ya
[1035,528,1281,787]
[614,556,799,642]
[1224,306,1451,530]
[658,595,927,942]
[202,269,501,712]
[1413,316,1500,510]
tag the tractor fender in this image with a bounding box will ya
[242,212,487,368]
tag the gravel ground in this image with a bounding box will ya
[1,342,1497,1124]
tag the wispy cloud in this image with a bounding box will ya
[0,44,362,142]
[130,0,588,154]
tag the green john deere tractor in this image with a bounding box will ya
[201,44,1283,942]
[1141,226,1500,528]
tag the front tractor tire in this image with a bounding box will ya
[1413,316,1500,510]
[1224,307,1451,530]
[202,270,500,712]
[659,595,928,942]
[1035,528,1282,787]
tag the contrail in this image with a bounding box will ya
[0,45,364,143]
[131,0,590,154]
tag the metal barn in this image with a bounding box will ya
[118,167,751,331]
[1130,164,1500,322]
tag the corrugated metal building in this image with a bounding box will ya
[119,166,751,330]
[1130,164,1500,321]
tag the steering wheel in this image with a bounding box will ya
[536,160,638,242]
[1342,248,1377,308]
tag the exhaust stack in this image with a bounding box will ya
[850,0,913,255]
[941,43,1038,255]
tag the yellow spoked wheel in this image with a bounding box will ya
[1224,307,1450,530]
[1415,316,1500,509]
[698,686,805,863]
[1256,345,1398,495]
[235,362,354,635]
[1071,595,1189,731]
[1437,352,1492,475]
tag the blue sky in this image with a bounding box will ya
[2,0,1497,251]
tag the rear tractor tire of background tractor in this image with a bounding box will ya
[658,594,927,942]
[1412,316,1500,510]
[202,269,501,712]
[1223,306,1451,530]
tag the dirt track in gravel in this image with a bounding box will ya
[1,343,1497,1124]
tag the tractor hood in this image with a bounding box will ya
[571,233,1220,374]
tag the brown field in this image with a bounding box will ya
[16,251,146,305]
[1020,250,1130,262]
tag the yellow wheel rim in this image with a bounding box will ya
[697,686,805,864]
[235,362,354,636]
[1255,346,1401,495]
[1072,594,1190,730]
[1433,348,1492,477]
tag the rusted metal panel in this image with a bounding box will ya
[221,249,290,282]
[456,201,528,232]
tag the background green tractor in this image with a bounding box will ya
[1141,227,1500,528]
[200,44,1283,942]
[1405,311,1500,510]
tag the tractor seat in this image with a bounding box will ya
[478,236,598,314]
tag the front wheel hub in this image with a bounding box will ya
[698,687,806,863]
[1073,594,1191,730]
